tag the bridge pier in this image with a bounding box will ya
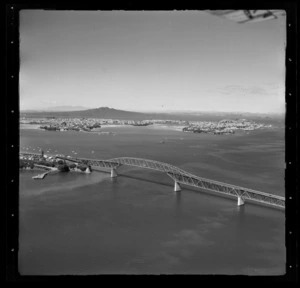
[20,153,285,210]
[174,181,181,192]
[111,167,118,178]
[237,196,245,206]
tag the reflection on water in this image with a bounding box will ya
[175,191,182,219]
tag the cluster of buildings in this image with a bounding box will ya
[20,151,60,164]
[21,117,110,131]
[39,118,101,132]
[21,117,190,131]
[182,119,272,135]
[20,151,91,173]
[20,117,270,135]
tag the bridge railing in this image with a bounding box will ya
[167,172,285,208]
[108,157,284,198]
[19,152,285,209]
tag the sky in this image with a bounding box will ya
[20,10,286,113]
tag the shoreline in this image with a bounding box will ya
[20,123,278,134]
[20,167,92,175]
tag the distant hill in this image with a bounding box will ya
[21,107,148,120]
[20,107,285,124]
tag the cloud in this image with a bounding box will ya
[218,85,269,96]
[210,83,284,97]
[41,100,63,106]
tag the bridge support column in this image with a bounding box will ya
[237,196,245,206]
[174,181,181,192]
[111,167,117,178]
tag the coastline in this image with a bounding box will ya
[20,123,277,134]
[20,166,91,175]
[20,123,186,133]
[20,167,59,175]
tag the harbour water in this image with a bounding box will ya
[19,125,285,275]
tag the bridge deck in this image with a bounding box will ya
[19,152,285,209]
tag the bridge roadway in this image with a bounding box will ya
[20,152,285,210]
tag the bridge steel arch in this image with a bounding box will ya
[107,157,285,210]
[19,152,285,210]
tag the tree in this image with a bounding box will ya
[69,163,76,169]
[58,164,70,172]
[38,160,47,166]
[77,165,87,172]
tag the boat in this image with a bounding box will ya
[32,173,47,179]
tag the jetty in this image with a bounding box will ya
[32,172,49,179]
[31,165,58,180]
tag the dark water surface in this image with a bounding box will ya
[19,126,285,274]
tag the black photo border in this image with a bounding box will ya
[5,2,298,283]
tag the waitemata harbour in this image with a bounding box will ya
[19,125,285,275]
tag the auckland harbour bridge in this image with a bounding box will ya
[19,152,285,210]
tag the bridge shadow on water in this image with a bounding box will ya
[115,172,174,189]
[94,168,281,212]
[110,171,184,217]
[110,171,236,205]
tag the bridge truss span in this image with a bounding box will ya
[106,157,285,210]
[19,152,285,210]
[166,171,285,209]
[107,157,188,175]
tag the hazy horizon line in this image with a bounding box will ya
[20,106,285,115]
